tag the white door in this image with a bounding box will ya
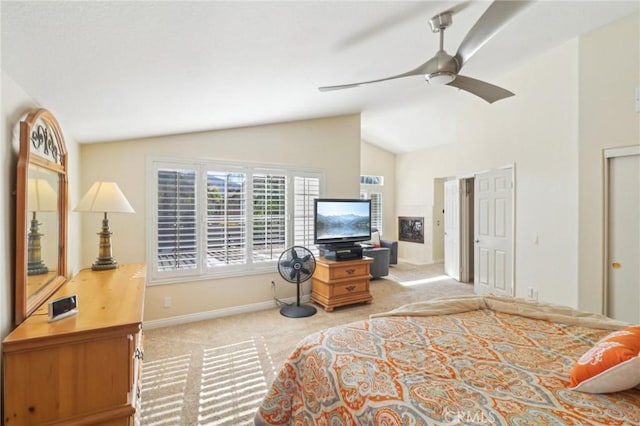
[474,168,513,296]
[607,151,640,323]
[444,179,460,280]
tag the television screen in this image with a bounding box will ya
[314,199,371,246]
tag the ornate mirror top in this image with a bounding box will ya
[30,119,63,165]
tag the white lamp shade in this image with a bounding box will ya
[74,182,135,213]
[28,178,58,212]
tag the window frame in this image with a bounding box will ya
[147,157,323,285]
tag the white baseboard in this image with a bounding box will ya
[143,295,310,330]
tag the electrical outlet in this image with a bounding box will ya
[163,296,172,308]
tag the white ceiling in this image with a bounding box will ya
[2,1,638,154]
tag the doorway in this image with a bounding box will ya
[441,166,514,296]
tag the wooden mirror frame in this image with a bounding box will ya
[15,108,68,325]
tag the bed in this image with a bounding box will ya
[255,295,640,425]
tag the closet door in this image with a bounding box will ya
[607,149,640,323]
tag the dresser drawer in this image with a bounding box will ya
[330,263,368,279]
[333,279,368,297]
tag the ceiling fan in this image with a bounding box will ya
[319,1,532,103]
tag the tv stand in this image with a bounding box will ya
[312,256,373,311]
[318,244,362,261]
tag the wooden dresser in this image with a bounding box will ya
[3,263,146,426]
[311,257,373,311]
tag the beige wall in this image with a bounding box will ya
[396,143,455,265]
[398,38,581,305]
[79,114,361,321]
[394,13,639,310]
[360,141,396,239]
[578,13,640,313]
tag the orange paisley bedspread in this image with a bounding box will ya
[255,309,640,425]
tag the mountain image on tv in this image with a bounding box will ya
[316,213,369,239]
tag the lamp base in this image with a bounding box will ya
[92,213,119,271]
[92,257,119,271]
[28,262,49,276]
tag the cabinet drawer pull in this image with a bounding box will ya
[346,269,356,275]
[346,285,356,292]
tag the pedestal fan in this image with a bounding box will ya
[277,246,317,318]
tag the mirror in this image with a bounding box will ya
[15,108,68,325]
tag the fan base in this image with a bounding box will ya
[280,304,317,318]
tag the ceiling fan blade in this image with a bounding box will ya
[319,62,430,92]
[454,0,532,70]
[447,75,514,103]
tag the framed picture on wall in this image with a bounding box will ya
[398,216,424,243]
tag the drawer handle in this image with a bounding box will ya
[346,285,356,292]
[346,269,356,275]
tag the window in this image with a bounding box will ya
[361,191,383,235]
[157,167,197,273]
[293,175,320,249]
[360,175,384,185]
[149,159,321,283]
[361,174,384,235]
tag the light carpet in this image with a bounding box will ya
[140,262,474,425]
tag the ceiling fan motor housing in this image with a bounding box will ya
[424,50,458,85]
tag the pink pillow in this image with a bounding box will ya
[569,326,640,393]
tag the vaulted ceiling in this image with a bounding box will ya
[2,1,638,153]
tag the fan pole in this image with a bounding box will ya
[280,274,317,318]
[280,275,317,318]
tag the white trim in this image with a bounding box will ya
[604,145,640,158]
[142,294,308,329]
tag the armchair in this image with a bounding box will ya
[380,238,398,265]
[362,247,390,279]
[371,228,398,265]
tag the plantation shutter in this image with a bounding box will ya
[252,174,287,262]
[370,192,383,234]
[293,176,320,250]
[156,168,198,271]
[206,171,247,267]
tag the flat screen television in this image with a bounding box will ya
[314,198,371,247]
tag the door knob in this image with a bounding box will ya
[474,239,479,243]
[612,262,622,269]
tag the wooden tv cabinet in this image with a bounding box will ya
[2,263,146,425]
[312,256,373,312]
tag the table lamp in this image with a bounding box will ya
[74,182,134,270]
[27,178,58,275]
